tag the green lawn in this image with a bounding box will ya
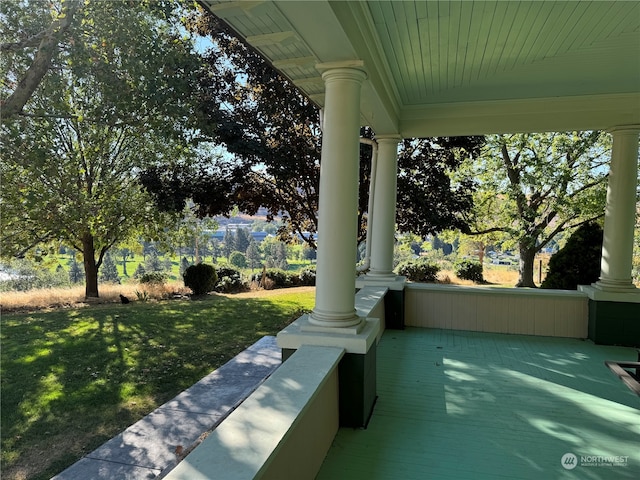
[1,290,314,480]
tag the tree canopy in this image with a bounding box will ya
[459,132,610,287]
[1,0,204,297]
[141,7,483,249]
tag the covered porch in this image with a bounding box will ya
[167,1,640,478]
[318,327,639,480]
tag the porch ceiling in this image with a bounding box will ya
[202,1,640,137]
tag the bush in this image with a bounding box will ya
[139,272,168,285]
[541,222,603,290]
[298,268,316,286]
[395,260,439,282]
[250,268,300,289]
[214,266,247,293]
[183,263,218,295]
[455,260,484,283]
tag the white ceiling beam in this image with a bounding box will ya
[246,31,298,47]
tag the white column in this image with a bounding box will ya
[368,136,401,278]
[595,127,639,292]
[309,67,367,328]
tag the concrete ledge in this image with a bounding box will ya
[164,345,345,480]
[52,337,281,480]
[355,286,388,342]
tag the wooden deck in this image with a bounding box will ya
[317,328,639,479]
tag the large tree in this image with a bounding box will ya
[0,0,203,297]
[460,132,611,287]
[142,7,483,248]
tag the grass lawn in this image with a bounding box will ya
[1,288,315,480]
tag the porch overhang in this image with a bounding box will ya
[201,0,640,136]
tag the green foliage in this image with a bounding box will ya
[68,259,84,284]
[132,264,146,279]
[461,132,609,287]
[214,266,246,293]
[144,252,164,273]
[134,290,150,302]
[183,263,217,295]
[179,257,191,276]
[245,240,262,269]
[0,0,203,297]
[99,254,120,284]
[541,222,603,290]
[138,272,168,285]
[455,260,484,283]
[298,268,316,286]
[0,259,69,292]
[395,260,440,283]
[229,251,247,268]
[250,268,314,289]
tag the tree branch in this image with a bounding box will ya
[1,0,81,122]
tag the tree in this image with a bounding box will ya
[144,252,163,273]
[229,251,247,268]
[396,137,484,237]
[222,228,234,260]
[235,227,251,254]
[99,253,120,284]
[245,240,261,270]
[179,256,191,276]
[1,0,203,298]
[68,257,84,284]
[541,222,603,290]
[142,9,483,250]
[461,132,610,287]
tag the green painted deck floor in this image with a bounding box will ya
[317,328,639,480]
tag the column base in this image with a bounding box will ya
[578,285,640,347]
[592,280,637,294]
[278,314,380,428]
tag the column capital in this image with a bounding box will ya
[374,134,402,144]
[320,67,367,85]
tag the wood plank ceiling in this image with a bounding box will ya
[201,1,640,136]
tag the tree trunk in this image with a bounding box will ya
[516,242,537,287]
[82,234,100,298]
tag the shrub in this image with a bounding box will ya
[139,272,167,285]
[250,268,300,288]
[541,222,603,290]
[132,263,146,279]
[395,260,439,282]
[214,266,246,293]
[183,263,218,295]
[298,268,316,286]
[455,260,484,283]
